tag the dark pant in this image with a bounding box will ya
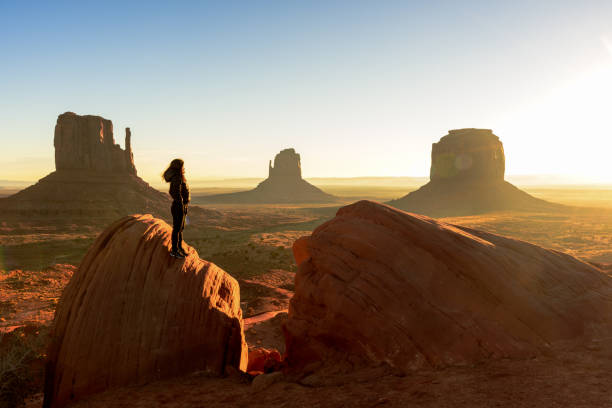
[171,201,185,252]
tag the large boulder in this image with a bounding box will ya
[201,148,337,204]
[388,129,560,216]
[283,200,612,374]
[43,215,248,408]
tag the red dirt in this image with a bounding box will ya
[0,264,75,333]
[23,337,612,408]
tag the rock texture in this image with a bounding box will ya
[0,112,183,222]
[388,129,560,216]
[43,215,248,408]
[202,149,337,204]
[283,200,612,374]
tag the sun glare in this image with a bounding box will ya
[502,62,612,182]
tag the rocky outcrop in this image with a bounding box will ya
[202,148,337,204]
[283,201,612,374]
[43,215,247,408]
[388,129,560,216]
[0,112,180,222]
[54,112,136,174]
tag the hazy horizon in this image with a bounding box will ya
[2,1,612,183]
[2,173,610,190]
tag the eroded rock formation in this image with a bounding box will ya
[43,215,247,408]
[0,112,178,221]
[268,148,302,180]
[283,200,612,374]
[202,148,337,204]
[430,129,504,182]
[54,112,136,174]
[388,129,560,216]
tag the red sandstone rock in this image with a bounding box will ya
[247,347,282,374]
[268,148,302,180]
[54,112,136,174]
[43,215,248,408]
[389,129,561,216]
[283,200,612,374]
[430,128,504,182]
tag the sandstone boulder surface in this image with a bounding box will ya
[202,148,337,204]
[43,215,247,408]
[283,200,612,374]
[388,129,560,216]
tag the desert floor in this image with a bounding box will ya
[1,185,611,407]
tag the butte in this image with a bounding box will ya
[202,148,337,204]
[0,112,171,222]
[388,128,562,216]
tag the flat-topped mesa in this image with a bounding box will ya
[268,148,302,180]
[430,128,504,182]
[54,112,137,175]
[387,129,559,216]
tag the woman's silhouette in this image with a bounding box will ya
[163,158,190,258]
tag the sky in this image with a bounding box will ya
[1,0,611,184]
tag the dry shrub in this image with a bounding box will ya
[0,326,48,408]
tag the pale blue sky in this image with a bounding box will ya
[1,1,611,183]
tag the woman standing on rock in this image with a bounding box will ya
[163,158,190,258]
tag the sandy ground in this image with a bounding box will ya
[0,264,75,333]
[23,337,612,408]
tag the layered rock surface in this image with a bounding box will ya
[389,129,560,216]
[202,148,337,203]
[0,112,173,221]
[43,215,247,408]
[283,200,612,374]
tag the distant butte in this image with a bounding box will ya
[0,112,171,221]
[388,128,563,216]
[202,148,338,204]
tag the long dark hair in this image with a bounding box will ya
[162,158,185,182]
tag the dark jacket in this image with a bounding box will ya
[163,168,190,205]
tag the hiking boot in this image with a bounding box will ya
[170,250,185,259]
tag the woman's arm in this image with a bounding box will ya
[181,182,190,205]
[169,177,182,202]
